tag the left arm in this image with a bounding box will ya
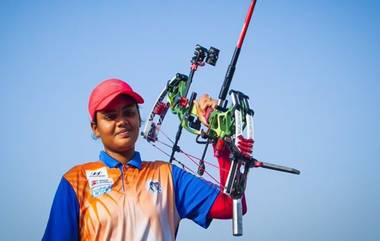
[208,140,247,219]
[193,94,249,220]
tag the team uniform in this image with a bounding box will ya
[42,151,219,241]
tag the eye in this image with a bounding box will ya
[103,112,117,120]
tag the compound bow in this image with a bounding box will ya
[141,0,300,236]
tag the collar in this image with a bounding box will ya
[99,150,142,170]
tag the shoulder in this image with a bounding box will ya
[64,161,105,175]
[140,160,174,176]
[63,161,105,183]
[141,160,171,169]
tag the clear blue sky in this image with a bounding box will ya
[1,0,379,240]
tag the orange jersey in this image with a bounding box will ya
[42,151,219,241]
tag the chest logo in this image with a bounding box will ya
[147,180,162,193]
[86,167,113,197]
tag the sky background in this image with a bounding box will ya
[1,0,379,240]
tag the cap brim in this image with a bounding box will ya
[123,90,144,104]
[96,90,144,113]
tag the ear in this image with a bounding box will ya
[91,121,100,139]
[136,104,142,128]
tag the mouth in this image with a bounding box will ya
[115,129,131,137]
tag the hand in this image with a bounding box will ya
[193,94,217,127]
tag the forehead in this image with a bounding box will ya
[101,95,137,112]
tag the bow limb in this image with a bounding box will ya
[141,74,187,142]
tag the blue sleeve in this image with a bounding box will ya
[171,164,219,228]
[42,177,79,241]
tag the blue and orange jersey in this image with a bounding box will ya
[42,151,219,241]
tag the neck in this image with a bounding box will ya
[104,148,135,164]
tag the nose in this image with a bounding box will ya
[116,112,129,128]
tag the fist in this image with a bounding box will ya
[193,94,217,127]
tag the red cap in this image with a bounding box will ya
[88,78,144,121]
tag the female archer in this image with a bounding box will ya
[42,78,251,241]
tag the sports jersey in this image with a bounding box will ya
[42,151,219,241]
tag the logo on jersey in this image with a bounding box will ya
[86,167,113,197]
[147,180,162,193]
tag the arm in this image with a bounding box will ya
[193,94,249,219]
[42,178,80,241]
[209,140,247,219]
[172,164,219,228]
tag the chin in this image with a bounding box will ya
[115,141,135,151]
[113,136,137,150]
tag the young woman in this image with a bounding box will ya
[42,78,248,241]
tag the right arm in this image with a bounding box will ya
[42,178,80,241]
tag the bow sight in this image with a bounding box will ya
[141,0,301,237]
